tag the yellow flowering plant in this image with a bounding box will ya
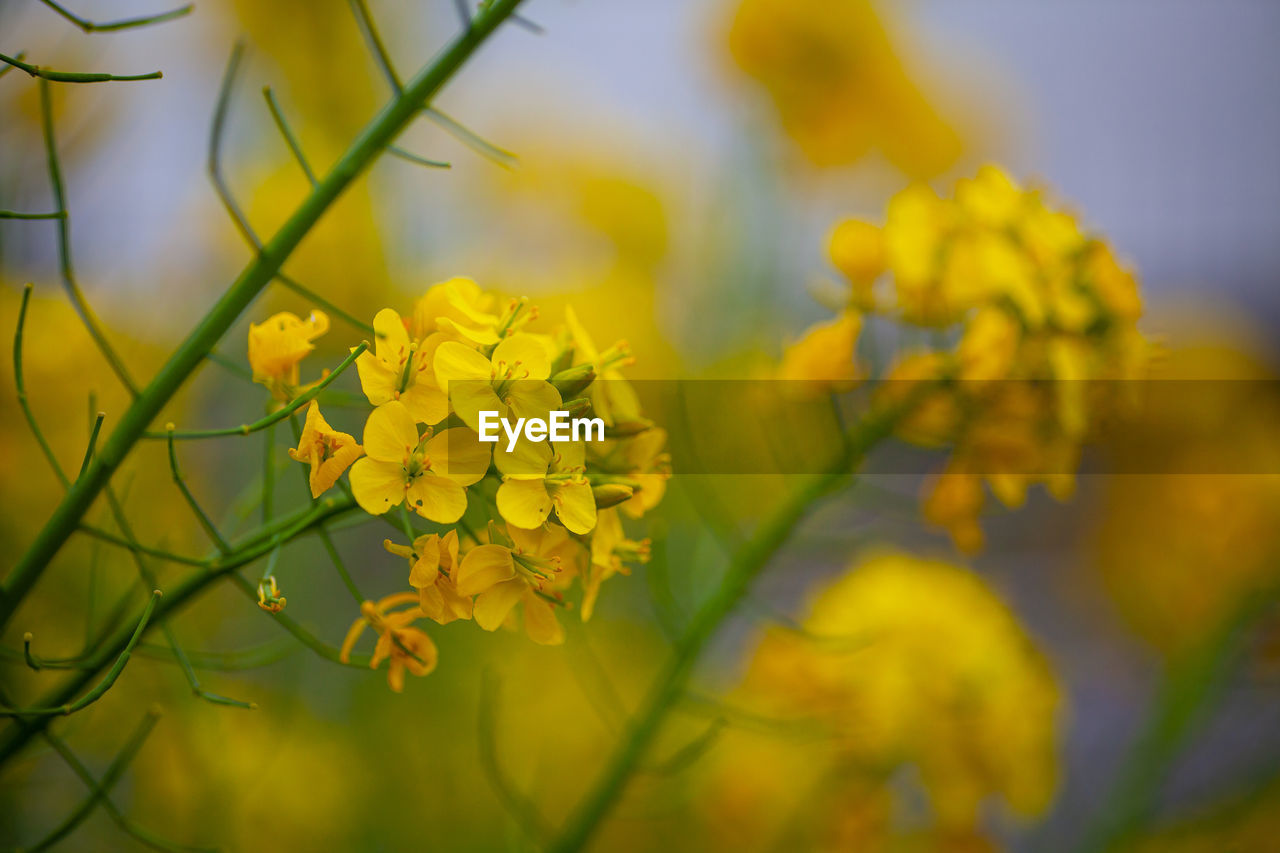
[9,2,1260,852]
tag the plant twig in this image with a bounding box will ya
[39,80,140,396]
[263,86,317,186]
[1,590,160,717]
[166,429,232,553]
[1,52,162,83]
[37,0,193,34]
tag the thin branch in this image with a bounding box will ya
[347,0,514,167]
[39,80,141,396]
[26,708,162,853]
[0,51,26,80]
[160,622,257,709]
[165,430,232,553]
[0,209,65,219]
[227,573,371,668]
[78,411,105,479]
[145,341,367,439]
[207,42,257,248]
[643,718,727,776]
[1,52,162,83]
[13,284,71,489]
[37,0,193,33]
[77,524,207,567]
[387,145,450,169]
[1,590,160,717]
[262,86,317,186]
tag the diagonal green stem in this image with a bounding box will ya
[0,0,525,633]
[37,0,193,34]
[547,399,907,853]
[1,52,162,83]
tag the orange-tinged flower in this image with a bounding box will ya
[248,310,329,400]
[778,310,863,395]
[454,525,580,645]
[287,401,364,498]
[339,593,438,692]
[384,530,473,625]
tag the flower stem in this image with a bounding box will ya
[547,397,908,853]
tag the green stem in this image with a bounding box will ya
[0,209,65,219]
[26,707,162,852]
[547,401,905,853]
[263,86,318,186]
[78,410,105,479]
[1075,585,1280,852]
[0,496,358,764]
[166,430,232,553]
[0,52,162,83]
[1,590,160,717]
[13,284,71,489]
[148,342,367,439]
[39,80,140,396]
[37,0,193,33]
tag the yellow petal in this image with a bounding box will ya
[372,308,411,363]
[362,401,418,463]
[407,535,442,589]
[456,544,516,596]
[496,478,553,529]
[349,458,405,515]
[473,578,526,631]
[493,333,551,381]
[355,349,399,406]
[521,592,564,645]
[311,440,364,498]
[400,381,449,425]
[434,340,492,385]
[505,379,562,423]
[406,474,469,524]
[425,428,491,486]
[552,480,597,534]
[494,435,553,478]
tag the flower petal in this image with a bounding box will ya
[425,428,491,486]
[349,458,405,515]
[455,544,516,596]
[355,349,398,406]
[494,334,551,381]
[553,480,598,534]
[497,478,554,529]
[400,382,449,426]
[473,578,526,631]
[372,308,411,363]
[406,475,468,524]
[521,592,564,645]
[363,401,418,462]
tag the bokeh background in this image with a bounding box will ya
[2,0,1279,850]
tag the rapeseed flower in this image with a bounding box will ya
[354,308,448,425]
[287,401,364,498]
[247,310,329,400]
[339,592,438,692]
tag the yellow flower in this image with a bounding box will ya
[286,401,364,498]
[339,592,438,692]
[454,525,579,645]
[741,552,1060,831]
[583,508,649,620]
[256,575,286,613]
[922,467,986,555]
[354,308,449,425]
[495,437,597,534]
[564,305,641,426]
[247,310,329,399]
[384,530,473,625]
[410,276,501,345]
[726,0,962,175]
[778,310,863,394]
[348,400,489,523]
[828,219,885,303]
[433,334,561,433]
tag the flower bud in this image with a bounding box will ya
[593,484,635,509]
[551,363,596,397]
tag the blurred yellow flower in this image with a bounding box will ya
[340,592,438,692]
[354,308,448,425]
[829,219,885,307]
[778,309,863,394]
[247,310,329,400]
[287,401,364,498]
[410,276,501,345]
[583,507,649,620]
[739,552,1061,833]
[726,0,963,175]
[348,400,489,522]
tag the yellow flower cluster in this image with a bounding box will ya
[784,165,1148,551]
[715,553,1060,844]
[248,278,668,690]
[726,0,962,175]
